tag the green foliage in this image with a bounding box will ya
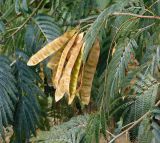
[123,74,159,141]
[31,115,89,143]
[0,57,17,137]
[15,0,29,14]
[11,60,43,142]
[34,14,62,42]
[83,1,123,62]
[151,108,160,142]
[1,0,160,143]
[138,118,153,143]
[107,38,137,98]
[84,114,102,143]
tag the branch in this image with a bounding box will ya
[9,0,44,37]
[112,12,160,20]
[64,12,160,26]
[109,100,160,143]
[63,15,98,26]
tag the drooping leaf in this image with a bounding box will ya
[80,39,100,105]
[83,1,126,62]
[107,38,137,98]
[15,0,29,14]
[27,29,76,66]
[0,56,17,137]
[22,0,28,12]
[12,59,43,142]
[138,118,153,143]
[15,0,21,14]
[13,95,40,143]
[125,74,159,141]
[85,114,101,143]
[24,24,41,56]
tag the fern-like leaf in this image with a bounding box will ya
[31,115,89,143]
[125,74,159,141]
[83,0,129,62]
[12,60,43,143]
[34,14,62,42]
[0,56,17,137]
[107,38,137,98]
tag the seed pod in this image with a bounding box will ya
[55,33,84,102]
[27,29,76,66]
[80,39,100,105]
[54,33,78,87]
[47,48,64,69]
[68,44,84,104]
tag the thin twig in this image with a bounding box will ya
[64,15,98,26]
[121,121,135,130]
[149,0,160,8]
[10,60,16,66]
[106,130,115,137]
[65,11,160,26]
[109,100,160,143]
[112,12,160,20]
[9,0,44,37]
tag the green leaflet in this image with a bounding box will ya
[0,57,17,136]
[83,1,127,62]
[107,38,137,98]
[34,14,61,42]
[12,60,43,142]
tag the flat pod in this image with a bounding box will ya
[51,64,58,87]
[68,44,84,104]
[80,39,100,105]
[54,33,78,87]
[47,48,64,69]
[27,29,76,66]
[60,33,84,94]
[55,33,84,102]
[47,49,64,87]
